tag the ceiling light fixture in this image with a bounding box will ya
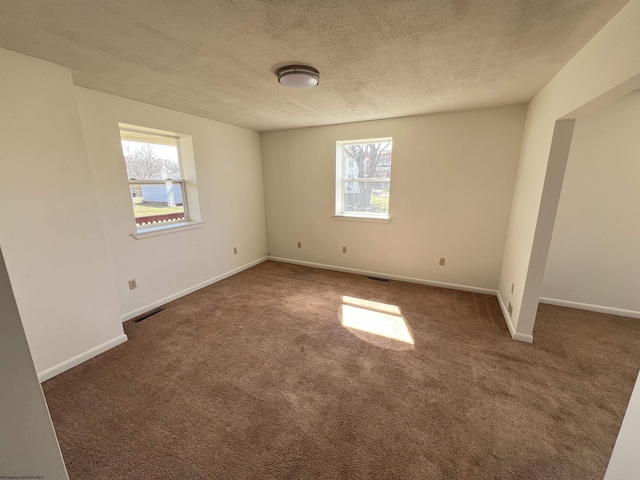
[276,65,320,89]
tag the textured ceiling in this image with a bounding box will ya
[0,1,630,131]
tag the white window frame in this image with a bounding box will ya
[334,137,393,221]
[119,123,203,238]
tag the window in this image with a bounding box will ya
[335,138,393,218]
[119,127,189,230]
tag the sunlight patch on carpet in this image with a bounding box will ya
[340,296,414,346]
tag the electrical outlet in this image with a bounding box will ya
[511,283,514,294]
[297,242,302,248]
[439,257,445,266]
[342,246,347,254]
[508,302,513,316]
[128,279,137,290]
[233,247,237,254]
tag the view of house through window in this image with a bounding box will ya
[119,128,187,228]
[336,138,392,217]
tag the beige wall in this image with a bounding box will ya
[498,0,640,339]
[0,48,267,380]
[75,88,268,319]
[541,92,640,316]
[262,106,526,291]
[0,49,126,378]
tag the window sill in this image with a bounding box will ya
[332,214,392,223]
[131,221,205,239]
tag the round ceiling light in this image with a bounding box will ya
[276,65,320,89]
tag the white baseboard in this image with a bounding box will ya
[270,256,537,343]
[268,256,497,296]
[38,334,128,383]
[39,257,269,382]
[496,291,534,344]
[121,256,269,322]
[539,297,640,319]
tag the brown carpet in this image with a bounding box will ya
[42,261,640,479]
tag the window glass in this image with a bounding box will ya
[336,139,392,217]
[120,129,187,227]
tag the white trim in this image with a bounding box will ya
[120,256,269,322]
[270,256,539,344]
[131,220,205,239]
[335,137,393,220]
[540,297,640,319]
[331,214,392,223]
[268,256,497,295]
[38,334,128,383]
[497,291,534,343]
[604,370,640,479]
[337,136,393,146]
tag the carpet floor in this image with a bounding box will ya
[42,261,640,479]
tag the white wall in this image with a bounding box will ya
[0,49,126,378]
[74,88,268,319]
[498,0,640,339]
[541,92,640,316]
[605,371,640,479]
[0,248,68,478]
[262,106,526,291]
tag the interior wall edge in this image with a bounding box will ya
[496,290,534,344]
[539,297,640,320]
[605,370,640,479]
[38,334,128,383]
[497,0,640,339]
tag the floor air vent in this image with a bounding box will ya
[131,307,163,323]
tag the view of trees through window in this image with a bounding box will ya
[123,142,181,181]
[120,130,186,227]
[338,139,392,216]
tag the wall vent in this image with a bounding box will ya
[131,307,163,323]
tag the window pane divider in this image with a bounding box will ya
[128,179,183,185]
